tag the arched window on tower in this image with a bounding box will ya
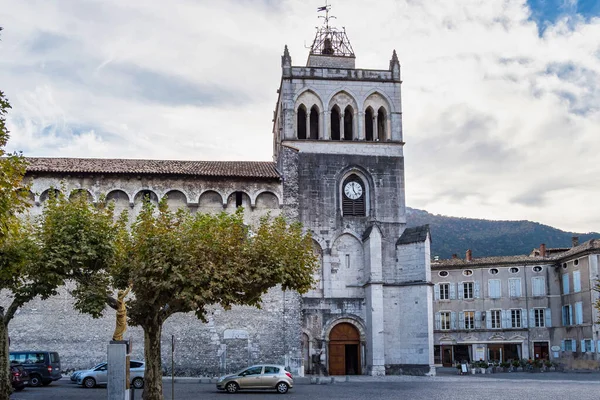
[309,106,319,139]
[365,107,374,141]
[377,107,387,141]
[297,105,307,139]
[344,106,353,140]
[341,174,366,217]
[331,106,341,140]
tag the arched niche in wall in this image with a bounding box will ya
[226,191,251,210]
[254,191,280,210]
[163,190,188,213]
[69,188,94,203]
[106,190,131,218]
[133,189,159,216]
[330,233,365,292]
[40,188,61,203]
[198,190,224,213]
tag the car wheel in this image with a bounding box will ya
[132,377,144,389]
[225,382,239,393]
[276,382,289,394]
[83,377,96,388]
[29,375,42,387]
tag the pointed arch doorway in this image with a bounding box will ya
[328,323,361,375]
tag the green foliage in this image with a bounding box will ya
[406,207,599,259]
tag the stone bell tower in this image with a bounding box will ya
[272,5,434,376]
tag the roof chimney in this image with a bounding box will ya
[540,243,546,258]
[466,249,472,262]
[572,236,579,247]
[452,254,458,259]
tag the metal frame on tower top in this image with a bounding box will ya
[309,2,355,57]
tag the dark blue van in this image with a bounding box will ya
[9,351,62,386]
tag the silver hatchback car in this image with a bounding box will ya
[76,360,145,389]
[216,364,293,394]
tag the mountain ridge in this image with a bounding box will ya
[405,207,599,260]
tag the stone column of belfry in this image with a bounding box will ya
[306,112,310,139]
[357,111,364,140]
[323,110,330,140]
[339,113,344,140]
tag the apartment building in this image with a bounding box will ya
[432,238,600,369]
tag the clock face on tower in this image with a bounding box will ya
[344,181,363,200]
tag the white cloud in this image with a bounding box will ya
[0,0,599,232]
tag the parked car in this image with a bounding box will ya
[77,360,145,389]
[216,364,293,394]
[70,363,105,383]
[10,363,30,391]
[9,351,61,387]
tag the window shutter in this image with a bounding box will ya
[591,340,596,353]
[568,305,573,325]
[563,273,569,294]
[435,312,441,330]
[501,310,509,329]
[521,309,528,328]
[561,340,565,351]
[486,311,492,329]
[597,341,600,353]
[434,284,440,301]
[451,312,457,330]
[449,283,456,300]
[545,308,552,327]
[487,280,492,298]
[575,302,583,325]
[581,340,586,353]
[529,309,535,327]
[474,281,480,299]
[571,339,577,352]
[475,311,481,329]
[573,271,581,293]
[459,311,465,329]
[562,306,567,326]
[458,283,464,300]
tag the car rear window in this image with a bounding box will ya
[264,366,279,374]
[130,361,143,368]
[50,353,60,363]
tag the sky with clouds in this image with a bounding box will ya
[1,0,599,233]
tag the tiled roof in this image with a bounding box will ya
[396,225,430,245]
[25,157,281,179]
[432,238,600,268]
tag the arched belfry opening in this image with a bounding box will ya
[328,323,361,375]
[377,107,386,141]
[297,105,307,139]
[331,106,341,140]
[343,107,353,140]
[310,106,320,139]
[365,108,374,141]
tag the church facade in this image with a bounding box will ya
[10,19,434,376]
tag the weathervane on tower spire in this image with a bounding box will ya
[309,2,355,58]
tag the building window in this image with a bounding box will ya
[509,267,519,274]
[489,268,499,275]
[511,309,522,328]
[343,106,353,140]
[463,270,473,276]
[488,279,501,298]
[441,312,451,330]
[331,106,341,140]
[573,270,581,293]
[533,266,542,272]
[365,107,374,141]
[309,106,319,139]
[341,175,366,217]
[377,107,386,141]
[562,305,572,326]
[574,259,579,266]
[534,308,545,327]
[575,301,583,325]
[491,310,501,329]
[564,340,574,352]
[532,276,546,296]
[562,273,570,294]
[508,278,521,297]
[465,311,475,330]
[562,263,567,269]
[463,282,474,299]
[583,339,593,353]
[439,283,449,300]
[438,271,448,277]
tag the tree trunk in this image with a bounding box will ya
[0,320,11,400]
[142,322,163,400]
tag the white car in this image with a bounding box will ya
[77,360,145,389]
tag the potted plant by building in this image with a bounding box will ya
[479,361,487,374]
[470,362,477,374]
[513,360,523,372]
[545,360,555,372]
[500,361,510,372]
